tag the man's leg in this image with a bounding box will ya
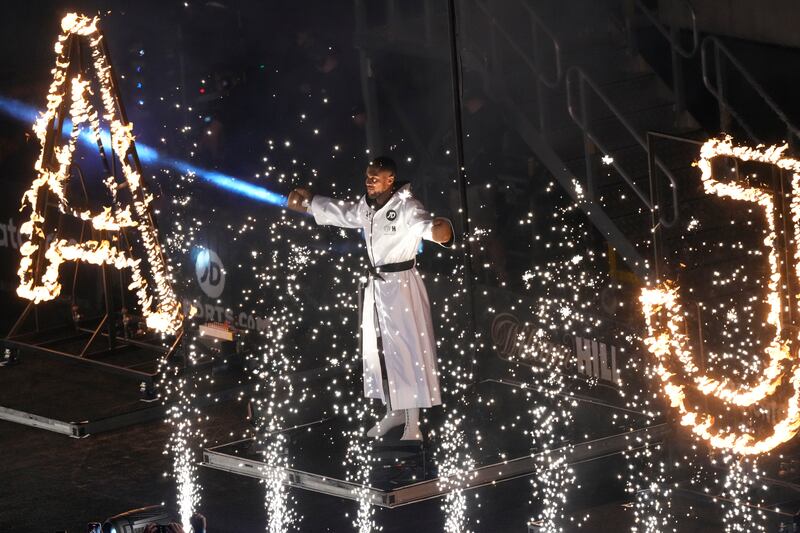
[366,334,405,437]
[381,331,422,441]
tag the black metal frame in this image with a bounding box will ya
[2,26,183,394]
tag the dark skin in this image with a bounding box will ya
[287,167,453,244]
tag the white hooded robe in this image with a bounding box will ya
[309,183,450,409]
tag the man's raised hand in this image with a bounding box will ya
[287,187,314,213]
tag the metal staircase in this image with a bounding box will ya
[700,36,800,147]
[352,0,800,282]
[468,0,704,279]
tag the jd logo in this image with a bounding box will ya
[195,248,225,299]
[386,209,397,221]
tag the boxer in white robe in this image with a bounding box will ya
[287,156,453,441]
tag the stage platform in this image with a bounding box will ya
[0,323,337,438]
[3,320,172,387]
[0,346,252,437]
[202,379,669,507]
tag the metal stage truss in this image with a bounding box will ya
[0,380,255,439]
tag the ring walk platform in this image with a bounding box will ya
[0,346,250,437]
[0,324,334,438]
[202,379,669,506]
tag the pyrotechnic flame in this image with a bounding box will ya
[17,12,182,334]
[639,137,800,455]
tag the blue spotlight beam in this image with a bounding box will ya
[0,95,288,207]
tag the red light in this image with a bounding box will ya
[199,87,205,94]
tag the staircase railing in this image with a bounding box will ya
[626,0,698,116]
[474,0,562,88]
[472,0,682,274]
[701,36,800,146]
[476,0,681,230]
[473,0,562,131]
[566,67,680,228]
[632,0,698,58]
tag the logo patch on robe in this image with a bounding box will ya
[386,209,397,221]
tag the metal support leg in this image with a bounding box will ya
[447,0,478,355]
[79,315,108,358]
[714,45,732,133]
[670,26,686,120]
[6,301,35,339]
[355,0,384,154]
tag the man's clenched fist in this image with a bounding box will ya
[431,217,453,245]
[287,187,314,213]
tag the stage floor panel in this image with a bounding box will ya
[0,350,150,422]
[0,344,249,436]
[203,379,665,506]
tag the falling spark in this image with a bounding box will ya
[344,399,378,533]
[165,370,202,531]
[525,335,576,533]
[517,192,599,531]
[249,226,313,531]
[719,454,768,532]
[435,255,476,533]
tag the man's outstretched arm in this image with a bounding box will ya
[289,187,362,229]
[405,198,455,248]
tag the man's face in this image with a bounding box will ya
[365,168,395,199]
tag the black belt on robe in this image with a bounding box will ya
[365,258,416,281]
